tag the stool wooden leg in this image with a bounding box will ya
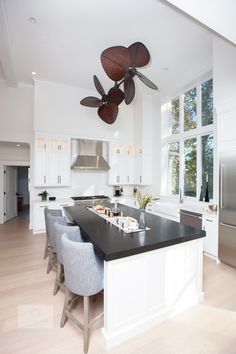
[53,262,62,295]
[83,296,89,354]
[60,288,70,327]
[43,236,49,259]
[46,247,53,274]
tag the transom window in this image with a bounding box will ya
[162,77,214,201]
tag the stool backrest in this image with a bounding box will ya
[47,214,66,251]
[61,233,104,296]
[54,222,83,264]
[44,208,62,237]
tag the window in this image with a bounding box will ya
[184,88,197,131]
[201,79,213,126]
[170,98,180,134]
[184,138,197,197]
[162,77,214,201]
[202,134,214,199]
[168,142,180,195]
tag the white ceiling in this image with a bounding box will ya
[164,0,236,45]
[0,0,213,95]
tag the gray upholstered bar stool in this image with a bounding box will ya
[46,214,67,274]
[53,222,83,295]
[44,208,62,259]
[61,233,104,354]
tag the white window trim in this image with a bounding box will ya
[161,77,215,202]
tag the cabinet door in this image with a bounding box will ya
[59,152,71,185]
[47,151,60,185]
[33,204,49,232]
[133,155,142,185]
[108,155,119,185]
[35,150,47,186]
[203,216,218,257]
[141,156,152,185]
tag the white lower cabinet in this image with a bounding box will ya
[202,214,218,259]
[33,200,74,233]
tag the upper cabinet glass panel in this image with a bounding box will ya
[201,79,213,126]
[184,87,197,131]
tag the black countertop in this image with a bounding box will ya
[64,203,205,261]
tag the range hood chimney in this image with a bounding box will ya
[71,139,110,170]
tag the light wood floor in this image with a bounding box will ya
[0,211,236,354]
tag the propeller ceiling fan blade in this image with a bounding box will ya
[107,87,124,106]
[101,46,131,82]
[135,70,158,90]
[98,103,118,124]
[93,75,105,96]
[128,42,150,67]
[124,76,135,105]
[80,96,103,107]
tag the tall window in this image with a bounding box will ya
[163,77,214,200]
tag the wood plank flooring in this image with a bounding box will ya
[0,211,236,354]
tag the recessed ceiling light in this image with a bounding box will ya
[16,144,21,147]
[29,17,37,24]
[32,71,36,76]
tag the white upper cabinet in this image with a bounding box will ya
[34,134,71,187]
[108,140,152,186]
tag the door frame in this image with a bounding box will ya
[0,160,30,224]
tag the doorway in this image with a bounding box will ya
[4,165,30,222]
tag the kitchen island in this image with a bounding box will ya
[64,204,205,349]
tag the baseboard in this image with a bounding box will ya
[102,307,169,350]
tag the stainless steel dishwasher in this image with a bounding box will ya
[179,209,202,230]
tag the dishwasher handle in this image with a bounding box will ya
[179,211,202,219]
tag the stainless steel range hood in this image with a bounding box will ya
[71,139,110,170]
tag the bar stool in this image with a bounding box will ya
[44,208,62,259]
[46,214,67,274]
[53,222,83,295]
[61,233,104,354]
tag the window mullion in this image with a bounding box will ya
[197,135,202,201]
[179,139,184,198]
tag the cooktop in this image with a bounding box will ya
[71,195,109,201]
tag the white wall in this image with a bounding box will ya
[32,80,136,200]
[165,0,236,44]
[213,36,236,152]
[0,143,30,163]
[0,82,34,143]
[0,143,30,223]
[34,80,134,141]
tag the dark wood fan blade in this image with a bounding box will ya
[128,42,150,67]
[98,103,118,124]
[107,87,124,105]
[101,46,131,82]
[135,70,158,90]
[80,96,103,107]
[124,76,135,105]
[93,75,105,96]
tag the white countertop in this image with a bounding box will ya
[33,198,74,205]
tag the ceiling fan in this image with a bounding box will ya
[80,42,158,124]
